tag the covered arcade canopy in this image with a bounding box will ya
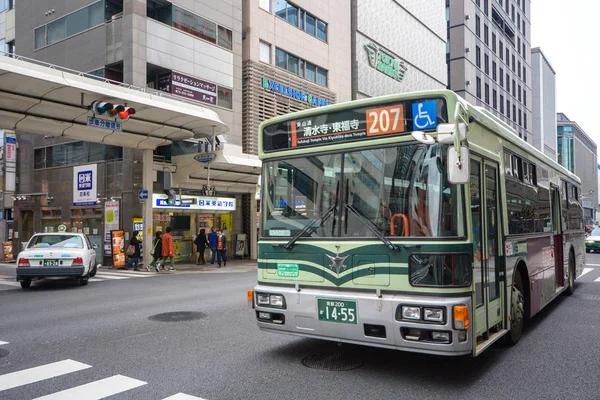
[0,55,228,149]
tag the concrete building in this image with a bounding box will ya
[557,113,598,222]
[352,0,447,99]
[11,0,260,263]
[531,47,557,160]
[447,0,531,142]
[242,0,352,154]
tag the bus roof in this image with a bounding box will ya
[258,89,581,185]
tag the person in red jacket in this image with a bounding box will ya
[160,227,176,272]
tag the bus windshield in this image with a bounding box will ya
[262,142,465,239]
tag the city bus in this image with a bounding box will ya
[249,89,584,357]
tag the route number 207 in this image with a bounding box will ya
[366,104,405,137]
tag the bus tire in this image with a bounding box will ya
[506,271,524,346]
[564,250,576,296]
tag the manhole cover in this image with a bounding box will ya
[148,311,206,322]
[302,352,363,371]
[0,349,9,358]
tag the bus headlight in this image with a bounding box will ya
[255,293,286,309]
[269,294,284,307]
[402,306,421,320]
[423,307,445,323]
[257,293,270,305]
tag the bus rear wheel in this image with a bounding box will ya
[506,272,524,345]
[564,251,576,296]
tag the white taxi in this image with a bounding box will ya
[16,233,99,289]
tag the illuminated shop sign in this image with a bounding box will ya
[261,78,329,107]
[152,194,236,211]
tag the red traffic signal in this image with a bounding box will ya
[90,101,136,121]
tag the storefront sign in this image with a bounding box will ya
[3,241,13,262]
[583,200,592,208]
[73,164,97,206]
[171,71,217,106]
[152,194,236,211]
[5,137,16,162]
[133,218,144,261]
[364,42,408,82]
[104,201,120,256]
[194,153,217,163]
[111,229,126,268]
[261,78,329,107]
[235,233,246,257]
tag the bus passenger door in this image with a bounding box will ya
[551,187,564,287]
[470,159,504,348]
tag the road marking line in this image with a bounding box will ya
[162,394,207,400]
[595,277,600,282]
[97,271,154,278]
[0,280,21,287]
[586,264,600,267]
[33,375,147,400]
[579,268,594,278]
[93,274,130,280]
[0,359,91,392]
[0,341,8,345]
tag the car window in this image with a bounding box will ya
[591,228,600,237]
[84,235,92,249]
[28,235,84,249]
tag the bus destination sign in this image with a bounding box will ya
[262,98,446,152]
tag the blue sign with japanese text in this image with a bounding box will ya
[87,116,122,131]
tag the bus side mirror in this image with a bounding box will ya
[447,146,470,184]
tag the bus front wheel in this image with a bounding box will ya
[506,272,524,345]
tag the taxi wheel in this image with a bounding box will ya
[89,264,97,278]
[20,280,31,289]
[79,276,89,286]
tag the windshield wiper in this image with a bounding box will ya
[344,204,400,252]
[280,204,337,251]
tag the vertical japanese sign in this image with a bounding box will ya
[5,137,16,162]
[5,135,16,191]
[73,164,97,206]
[104,200,119,256]
[111,229,126,268]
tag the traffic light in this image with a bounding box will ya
[90,101,136,121]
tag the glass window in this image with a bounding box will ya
[34,148,45,169]
[306,62,316,82]
[275,48,287,69]
[476,15,480,37]
[35,26,46,49]
[147,0,172,24]
[66,7,89,37]
[500,94,504,114]
[172,5,217,44]
[317,20,327,41]
[88,1,105,26]
[28,234,84,249]
[485,83,489,104]
[286,3,298,26]
[476,77,481,99]
[274,0,287,19]
[484,54,489,74]
[499,41,503,60]
[476,46,481,68]
[218,86,233,109]
[105,0,124,20]
[299,59,305,78]
[305,13,316,36]
[316,67,327,86]
[484,24,488,45]
[260,0,271,12]
[217,26,232,50]
[47,18,67,45]
[300,10,304,30]
[287,53,299,75]
[259,41,271,63]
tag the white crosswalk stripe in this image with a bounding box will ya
[0,280,21,287]
[0,359,207,399]
[579,267,594,278]
[595,277,600,282]
[0,341,8,345]
[0,270,155,289]
[0,359,91,391]
[33,375,147,400]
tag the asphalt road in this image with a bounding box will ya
[0,255,599,400]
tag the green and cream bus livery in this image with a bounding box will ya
[249,90,584,357]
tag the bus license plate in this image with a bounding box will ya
[44,260,59,267]
[317,299,357,324]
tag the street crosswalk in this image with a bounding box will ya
[0,357,206,399]
[0,270,156,290]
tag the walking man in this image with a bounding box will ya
[149,231,163,272]
[194,229,208,265]
[160,227,176,272]
[208,227,218,265]
[216,229,227,268]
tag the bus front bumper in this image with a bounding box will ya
[253,285,473,356]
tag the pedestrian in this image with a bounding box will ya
[194,229,209,265]
[149,231,163,272]
[160,227,176,272]
[216,229,227,268]
[208,227,218,265]
[125,231,141,271]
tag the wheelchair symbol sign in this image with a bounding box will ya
[412,101,437,130]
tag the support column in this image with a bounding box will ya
[142,149,155,265]
[250,193,258,260]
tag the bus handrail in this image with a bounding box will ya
[390,213,409,237]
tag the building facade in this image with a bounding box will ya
[557,113,598,222]
[10,0,259,263]
[352,0,447,99]
[242,0,352,155]
[447,0,531,142]
[531,47,556,160]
